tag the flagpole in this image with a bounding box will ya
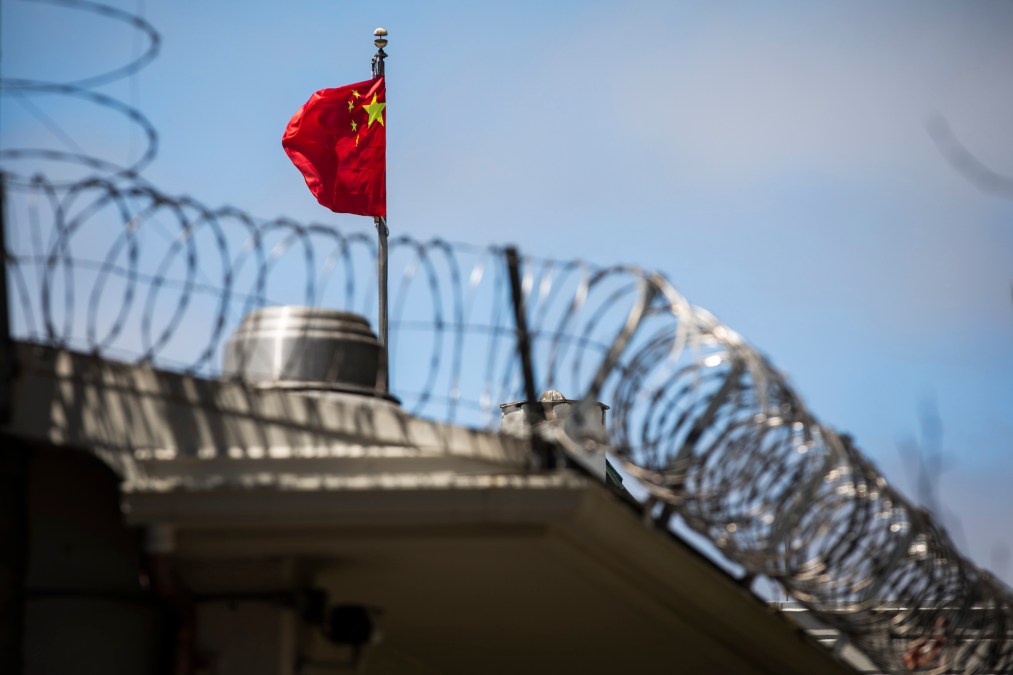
[372,27,389,395]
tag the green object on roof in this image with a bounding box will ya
[605,459,633,499]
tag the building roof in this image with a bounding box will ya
[4,342,860,674]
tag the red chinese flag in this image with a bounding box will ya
[282,77,386,217]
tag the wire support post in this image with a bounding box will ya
[504,246,555,469]
[0,172,16,425]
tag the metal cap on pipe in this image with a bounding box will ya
[223,306,391,399]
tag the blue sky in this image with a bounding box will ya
[3,0,1012,583]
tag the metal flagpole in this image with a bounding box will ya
[371,27,389,395]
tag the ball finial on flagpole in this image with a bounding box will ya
[372,27,388,78]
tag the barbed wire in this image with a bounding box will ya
[571,274,1013,673]
[0,0,158,185]
[0,0,160,187]
[2,1,1011,673]
[928,115,1013,201]
[1,171,644,425]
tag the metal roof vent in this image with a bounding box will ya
[500,391,621,489]
[223,306,386,398]
[499,390,609,438]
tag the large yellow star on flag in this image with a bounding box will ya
[363,94,386,128]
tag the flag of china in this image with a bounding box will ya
[282,77,386,217]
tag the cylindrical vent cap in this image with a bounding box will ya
[223,306,382,397]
